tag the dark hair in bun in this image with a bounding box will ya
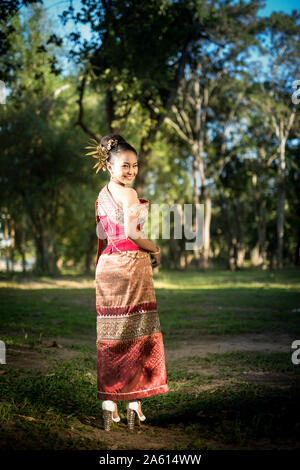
[100,134,137,166]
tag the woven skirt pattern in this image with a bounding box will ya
[95,251,169,401]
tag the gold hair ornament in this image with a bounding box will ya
[84,138,118,173]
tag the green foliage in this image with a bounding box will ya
[0,1,299,274]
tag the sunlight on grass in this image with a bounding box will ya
[1,267,299,292]
[0,278,96,290]
[154,280,299,290]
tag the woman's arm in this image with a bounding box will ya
[122,188,159,253]
[128,233,159,253]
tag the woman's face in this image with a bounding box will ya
[107,150,138,186]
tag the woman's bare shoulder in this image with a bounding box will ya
[122,187,139,208]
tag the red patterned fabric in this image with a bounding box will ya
[95,184,169,401]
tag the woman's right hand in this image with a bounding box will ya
[150,252,160,268]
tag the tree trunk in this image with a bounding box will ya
[201,188,211,269]
[251,172,268,269]
[10,217,16,272]
[14,212,27,273]
[84,232,95,274]
[294,229,300,265]
[192,156,201,266]
[276,177,285,269]
[276,128,290,269]
[259,199,267,270]
[234,199,246,269]
[31,220,58,275]
[219,194,235,270]
[269,249,275,270]
[3,210,10,272]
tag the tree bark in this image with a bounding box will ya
[234,198,246,269]
[201,186,211,269]
[29,215,58,275]
[84,232,96,274]
[219,194,235,270]
[251,172,267,269]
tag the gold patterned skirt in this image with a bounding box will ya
[95,251,169,401]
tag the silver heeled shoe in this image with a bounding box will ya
[102,400,120,431]
[126,400,146,430]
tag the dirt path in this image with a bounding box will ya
[6,331,295,372]
[164,332,295,361]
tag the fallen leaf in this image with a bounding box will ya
[18,415,37,422]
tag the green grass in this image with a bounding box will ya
[0,358,110,450]
[170,350,300,375]
[1,267,299,342]
[0,267,299,450]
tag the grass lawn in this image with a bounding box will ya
[0,267,299,450]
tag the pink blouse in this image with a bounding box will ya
[95,184,149,267]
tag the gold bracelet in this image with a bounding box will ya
[150,249,160,255]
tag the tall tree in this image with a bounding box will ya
[60,0,231,194]
[248,11,300,268]
[163,0,264,268]
[0,5,86,274]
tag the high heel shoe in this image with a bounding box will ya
[126,400,146,430]
[102,400,120,431]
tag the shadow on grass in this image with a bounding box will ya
[0,355,299,450]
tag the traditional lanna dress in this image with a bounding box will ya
[95,184,169,401]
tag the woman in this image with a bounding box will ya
[88,134,169,431]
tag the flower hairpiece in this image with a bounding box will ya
[84,138,118,173]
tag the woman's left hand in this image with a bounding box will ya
[150,252,160,268]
